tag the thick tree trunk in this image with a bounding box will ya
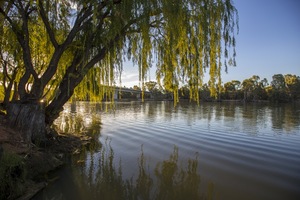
[6,102,46,143]
[45,75,77,125]
[45,92,71,125]
[45,59,85,125]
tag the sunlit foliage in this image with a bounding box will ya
[0,0,238,123]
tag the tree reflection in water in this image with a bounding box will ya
[39,101,300,200]
[64,141,215,200]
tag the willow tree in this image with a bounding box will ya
[0,0,238,140]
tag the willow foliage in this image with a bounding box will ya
[0,0,238,122]
[74,0,238,102]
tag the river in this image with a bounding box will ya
[34,101,300,200]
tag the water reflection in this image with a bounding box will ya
[53,102,102,135]
[38,101,300,200]
[55,101,300,135]
[36,142,214,200]
[271,103,300,132]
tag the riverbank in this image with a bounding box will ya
[0,115,93,200]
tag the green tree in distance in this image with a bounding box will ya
[271,74,285,91]
[284,74,300,101]
[270,74,288,102]
[133,85,141,91]
[241,78,254,101]
[145,81,157,92]
[0,0,238,140]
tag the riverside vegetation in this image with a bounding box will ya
[0,114,94,199]
[0,1,238,197]
[118,74,300,103]
[1,0,298,199]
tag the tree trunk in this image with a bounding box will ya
[45,92,71,125]
[6,102,46,143]
[45,75,78,125]
[45,59,85,125]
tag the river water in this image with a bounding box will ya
[35,101,300,200]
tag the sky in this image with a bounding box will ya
[121,0,300,87]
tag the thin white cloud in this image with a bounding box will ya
[119,71,140,88]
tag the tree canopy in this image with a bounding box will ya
[0,0,238,124]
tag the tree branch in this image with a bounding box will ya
[18,1,38,81]
[38,1,58,48]
[0,5,20,37]
[40,3,110,89]
[39,5,94,90]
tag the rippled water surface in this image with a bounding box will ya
[36,101,300,200]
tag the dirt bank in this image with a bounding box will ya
[0,115,92,200]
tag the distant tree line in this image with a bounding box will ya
[135,74,300,103]
[2,73,299,103]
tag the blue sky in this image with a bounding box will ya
[121,0,300,87]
